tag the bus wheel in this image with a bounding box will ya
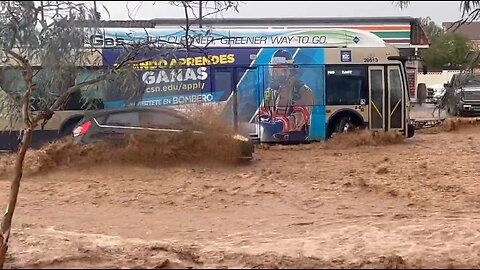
[334,116,357,134]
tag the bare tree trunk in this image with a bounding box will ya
[0,127,33,269]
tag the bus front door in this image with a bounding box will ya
[368,66,386,131]
[387,66,404,132]
[368,66,405,133]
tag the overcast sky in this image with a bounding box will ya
[93,1,463,26]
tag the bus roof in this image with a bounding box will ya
[87,27,388,48]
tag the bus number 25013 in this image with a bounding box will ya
[363,56,379,63]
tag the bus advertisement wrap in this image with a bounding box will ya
[87,28,387,48]
[102,48,258,107]
[102,47,327,142]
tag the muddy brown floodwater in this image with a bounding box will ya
[1,107,480,269]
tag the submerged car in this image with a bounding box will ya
[72,107,254,160]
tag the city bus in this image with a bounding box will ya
[0,27,414,150]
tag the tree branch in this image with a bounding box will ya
[31,74,106,128]
[3,49,34,127]
[31,52,158,129]
[182,1,190,51]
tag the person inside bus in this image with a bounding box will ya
[258,49,314,142]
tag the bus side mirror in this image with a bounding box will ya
[422,65,428,75]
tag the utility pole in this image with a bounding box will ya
[199,0,203,28]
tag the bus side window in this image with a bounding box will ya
[76,69,106,110]
[326,66,368,105]
[213,68,233,102]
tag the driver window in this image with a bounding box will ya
[105,112,140,126]
[139,111,191,129]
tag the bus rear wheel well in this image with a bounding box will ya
[58,115,85,137]
[327,110,365,138]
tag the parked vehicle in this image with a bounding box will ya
[426,84,446,104]
[443,73,480,116]
[72,107,255,161]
